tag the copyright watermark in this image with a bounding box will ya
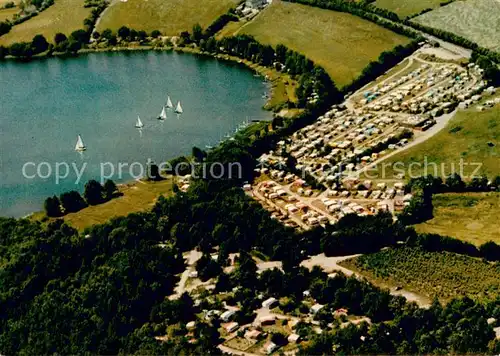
[21,159,243,184]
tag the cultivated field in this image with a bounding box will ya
[378,104,500,178]
[0,0,91,45]
[413,0,500,52]
[97,0,238,35]
[341,247,500,303]
[374,0,447,18]
[415,193,500,245]
[239,1,410,87]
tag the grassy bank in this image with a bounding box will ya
[414,192,500,245]
[97,0,238,35]
[32,178,173,231]
[175,46,299,111]
[0,0,91,46]
[341,247,500,303]
[378,104,500,178]
[239,1,410,87]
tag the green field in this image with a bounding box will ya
[0,0,91,45]
[239,1,410,87]
[415,193,500,245]
[341,247,500,303]
[374,0,447,18]
[378,104,500,179]
[31,179,173,231]
[97,0,238,35]
[413,0,500,52]
[0,6,17,22]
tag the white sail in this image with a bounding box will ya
[166,96,173,109]
[75,134,86,151]
[135,116,144,128]
[175,101,183,114]
[159,106,167,120]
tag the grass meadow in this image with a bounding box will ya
[415,193,500,245]
[239,1,410,88]
[0,7,17,22]
[30,179,173,231]
[0,0,91,45]
[97,0,238,35]
[377,104,500,179]
[373,0,446,18]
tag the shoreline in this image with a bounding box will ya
[0,43,299,112]
[5,45,282,221]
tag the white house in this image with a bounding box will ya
[220,309,236,322]
[262,297,277,309]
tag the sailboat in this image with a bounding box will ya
[158,106,167,120]
[75,134,86,152]
[166,95,174,109]
[135,116,144,129]
[175,101,183,114]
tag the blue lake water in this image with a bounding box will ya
[0,51,272,217]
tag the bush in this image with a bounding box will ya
[44,195,62,217]
[103,179,118,200]
[150,29,161,38]
[60,190,87,213]
[84,180,104,205]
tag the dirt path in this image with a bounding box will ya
[91,0,120,36]
[218,344,260,356]
[169,250,202,300]
[300,253,431,308]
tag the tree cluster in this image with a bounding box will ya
[44,179,118,217]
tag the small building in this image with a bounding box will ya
[225,322,239,333]
[258,315,276,325]
[220,309,236,322]
[288,333,301,343]
[310,303,325,315]
[245,329,262,340]
[264,341,278,354]
[262,297,278,309]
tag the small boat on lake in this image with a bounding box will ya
[75,134,86,152]
[175,101,183,114]
[166,95,174,109]
[158,106,167,120]
[135,116,144,129]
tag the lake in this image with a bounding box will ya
[0,51,272,217]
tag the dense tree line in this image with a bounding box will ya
[191,33,342,109]
[44,179,118,217]
[299,295,497,354]
[472,51,500,86]
[0,216,185,354]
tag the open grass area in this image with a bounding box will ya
[0,7,17,22]
[97,0,238,35]
[341,247,500,303]
[0,0,91,45]
[413,0,500,52]
[378,104,500,179]
[374,0,447,18]
[239,1,410,88]
[415,192,500,245]
[59,179,173,231]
